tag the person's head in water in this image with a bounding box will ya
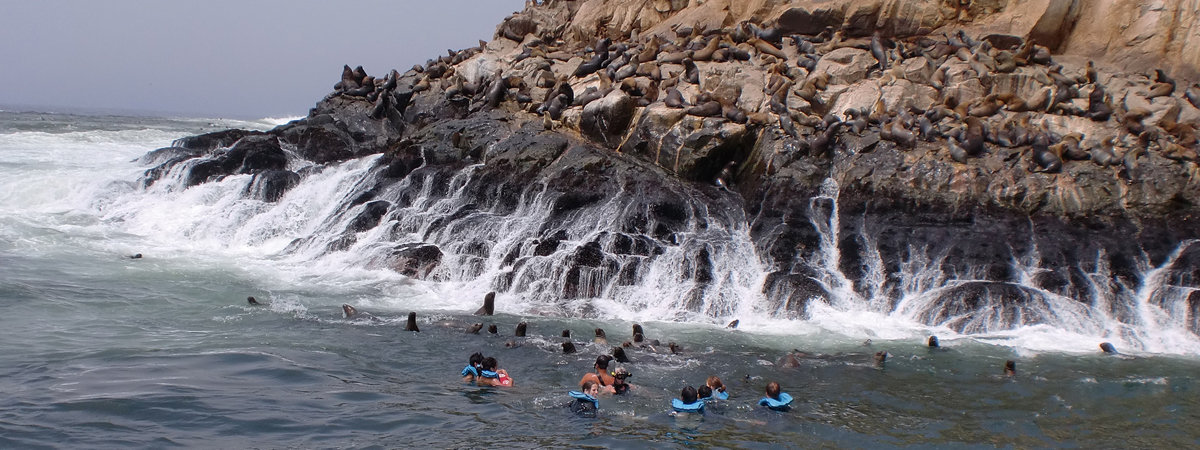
[470,352,484,369]
[610,366,632,394]
[706,375,725,393]
[765,381,782,400]
[594,355,612,372]
[482,357,498,372]
[581,380,599,397]
[698,385,713,399]
[680,385,698,404]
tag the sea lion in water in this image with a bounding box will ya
[487,324,498,334]
[406,312,420,332]
[475,292,495,316]
[562,329,571,338]
[594,328,608,345]
[515,322,527,337]
[726,319,739,329]
[342,304,379,322]
[247,296,260,306]
[1004,360,1016,377]
[129,253,143,259]
[874,351,887,368]
[467,323,483,334]
[612,346,630,363]
[562,342,577,354]
[1100,342,1118,354]
[927,335,940,348]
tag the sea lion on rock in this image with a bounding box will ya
[1186,83,1200,109]
[870,31,888,73]
[475,292,495,316]
[1030,133,1062,173]
[664,87,686,108]
[686,100,721,117]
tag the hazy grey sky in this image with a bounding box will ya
[0,0,525,118]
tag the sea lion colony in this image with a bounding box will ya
[327,7,1199,186]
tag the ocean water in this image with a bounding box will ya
[0,110,1197,448]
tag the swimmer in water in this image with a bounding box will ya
[461,352,484,384]
[758,381,793,412]
[568,380,600,417]
[671,385,705,415]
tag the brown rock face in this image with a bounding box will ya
[554,0,1197,75]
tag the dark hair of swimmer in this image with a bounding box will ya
[482,357,498,371]
[469,352,485,368]
[681,385,698,404]
[595,355,612,370]
[698,385,713,399]
[765,381,781,399]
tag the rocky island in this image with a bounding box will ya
[138,0,1200,347]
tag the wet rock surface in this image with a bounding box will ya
[138,0,1200,337]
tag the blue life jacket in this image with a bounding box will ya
[568,391,599,409]
[713,389,729,400]
[758,392,793,411]
[671,398,706,413]
[480,370,499,379]
[461,365,479,377]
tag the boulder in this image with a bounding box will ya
[814,48,876,85]
[580,90,637,147]
[388,243,443,279]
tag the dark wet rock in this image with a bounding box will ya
[348,200,391,233]
[173,129,261,151]
[278,123,357,164]
[246,170,300,202]
[579,91,637,147]
[386,243,443,279]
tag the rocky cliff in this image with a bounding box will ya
[139,0,1200,344]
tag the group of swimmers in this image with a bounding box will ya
[460,352,513,387]
[463,352,793,418]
